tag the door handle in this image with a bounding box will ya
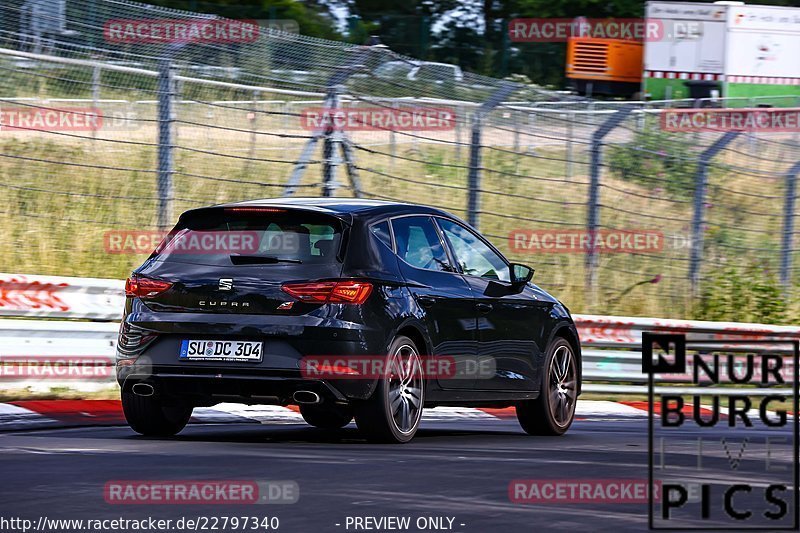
[417,295,436,308]
[475,302,493,314]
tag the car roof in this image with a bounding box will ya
[214,197,457,219]
[380,61,454,68]
[421,62,457,68]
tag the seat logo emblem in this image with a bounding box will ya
[218,278,233,291]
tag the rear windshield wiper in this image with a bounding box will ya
[229,254,303,265]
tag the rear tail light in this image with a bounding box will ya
[125,275,173,298]
[117,322,157,360]
[282,281,373,304]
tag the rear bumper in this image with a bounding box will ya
[116,332,385,405]
[117,302,391,404]
[119,367,373,406]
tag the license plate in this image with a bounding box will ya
[179,340,263,362]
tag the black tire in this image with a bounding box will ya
[516,337,578,436]
[121,390,192,437]
[299,403,353,429]
[354,335,424,443]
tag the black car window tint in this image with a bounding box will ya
[370,221,393,250]
[438,219,510,282]
[391,217,450,272]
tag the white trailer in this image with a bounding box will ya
[644,1,800,104]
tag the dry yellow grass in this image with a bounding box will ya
[0,109,792,320]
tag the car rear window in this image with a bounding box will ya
[152,207,343,266]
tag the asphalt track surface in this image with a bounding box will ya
[0,410,795,533]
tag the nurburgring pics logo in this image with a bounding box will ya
[299,107,455,132]
[508,18,665,42]
[645,333,799,529]
[103,19,260,44]
[661,108,800,133]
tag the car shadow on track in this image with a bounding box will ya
[127,424,535,445]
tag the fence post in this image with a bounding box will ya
[565,111,574,179]
[781,161,800,291]
[527,111,537,155]
[321,85,340,197]
[455,106,462,160]
[92,64,101,102]
[466,82,518,228]
[389,101,397,169]
[156,58,176,230]
[243,89,260,177]
[512,108,521,173]
[512,109,520,153]
[585,108,632,296]
[689,131,739,293]
[636,107,645,133]
[91,64,101,138]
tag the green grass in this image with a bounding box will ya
[0,107,795,322]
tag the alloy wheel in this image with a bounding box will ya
[386,344,423,434]
[548,344,577,428]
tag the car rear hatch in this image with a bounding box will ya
[132,205,349,315]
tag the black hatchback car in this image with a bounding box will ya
[117,198,581,443]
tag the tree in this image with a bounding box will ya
[146,0,343,40]
[350,0,465,57]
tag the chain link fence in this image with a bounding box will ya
[0,0,799,322]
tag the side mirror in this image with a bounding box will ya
[510,263,534,289]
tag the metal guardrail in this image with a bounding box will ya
[1,274,797,394]
[0,318,119,392]
[0,272,123,320]
[578,315,798,395]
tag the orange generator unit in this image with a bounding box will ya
[566,37,643,97]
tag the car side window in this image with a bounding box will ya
[437,219,510,282]
[390,216,452,272]
[370,220,393,250]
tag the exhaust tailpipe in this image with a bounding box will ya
[132,383,155,397]
[293,390,321,405]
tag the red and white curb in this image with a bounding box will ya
[0,400,654,432]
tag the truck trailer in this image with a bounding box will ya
[644,1,800,103]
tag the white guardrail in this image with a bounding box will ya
[0,272,798,394]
